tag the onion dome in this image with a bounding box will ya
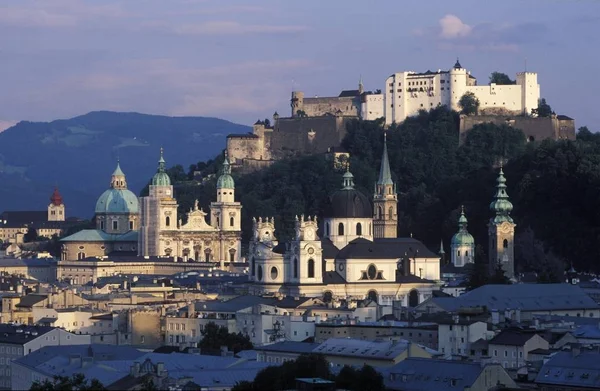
[95,162,139,214]
[50,187,63,206]
[453,57,462,69]
[451,206,474,246]
[151,148,171,187]
[216,152,235,189]
[490,165,514,224]
[327,168,372,218]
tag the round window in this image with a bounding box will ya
[270,267,278,280]
[308,248,315,255]
[338,263,345,271]
[367,264,377,280]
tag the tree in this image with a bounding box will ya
[458,92,480,115]
[231,381,254,391]
[489,263,512,285]
[489,72,515,85]
[199,322,253,354]
[531,98,553,117]
[336,365,384,391]
[24,228,39,243]
[30,374,105,390]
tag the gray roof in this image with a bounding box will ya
[194,295,273,313]
[489,329,541,346]
[61,229,138,243]
[16,294,47,308]
[255,341,320,354]
[427,283,599,312]
[15,344,144,369]
[0,258,55,267]
[535,351,600,388]
[382,358,498,391]
[0,325,54,345]
[337,237,438,259]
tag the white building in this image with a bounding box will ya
[361,92,385,120]
[384,60,540,125]
[249,136,441,306]
[0,325,90,389]
[437,317,491,358]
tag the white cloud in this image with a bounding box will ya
[439,14,472,39]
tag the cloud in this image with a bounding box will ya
[0,8,77,27]
[415,14,547,52]
[0,120,17,133]
[439,14,472,39]
[173,21,307,35]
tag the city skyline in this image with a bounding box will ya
[0,0,599,130]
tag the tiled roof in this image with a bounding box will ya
[535,351,600,388]
[382,358,498,391]
[16,294,47,308]
[255,341,319,354]
[489,329,541,346]
[60,229,138,242]
[428,283,599,312]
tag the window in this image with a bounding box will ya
[166,216,171,227]
[494,350,498,357]
[100,221,104,230]
[230,217,234,227]
[338,223,344,236]
[457,251,461,257]
[325,223,330,236]
[251,257,256,276]
[294,258,298,278]
[308,259,315,278]
[129,221,134,230]
[378,206,383,218]
[229,249,236,263]
[356,223,362,236]
[519,351,523,358]
[388,207,393,219]
[271,266,278,280]
[504,351,508,357]
[503,239,508,248]
[112,220,118,230]
[257,265,263,281]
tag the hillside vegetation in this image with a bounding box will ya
[164,107,600,276]
[0,111,249,216]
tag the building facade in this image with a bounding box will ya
[384,59,540,125]
[138,150,242,266]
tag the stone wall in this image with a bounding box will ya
[301,97,360,117]
[271,116,351,159]
[459,114,576,144]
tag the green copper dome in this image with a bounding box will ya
[151,148,171,187]
[95,162,139,214]
[451,206,474,246]
[217,154,235,189]
[490,166,514,224]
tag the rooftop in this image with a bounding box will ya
[0,324,54,345]
[535,351,600,388]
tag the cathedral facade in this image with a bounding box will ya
[248,136,441,306]
[137,150,242,267]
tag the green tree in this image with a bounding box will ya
[199,322,253,354]
[231,381,254,391]
[489,264,512,284]
[531,98,553,117]
[458,91,480,115]
[489,72,515,85]
[23,228,39,243]
[30,374,105,391]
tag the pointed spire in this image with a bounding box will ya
[490,165,514,223]
[112,161,125,177]
[377,132,394,186]
[358,75,364,94]
[222,150,231,175]
[439,239,445,255]
[458,205,468,229]
[157,147,166,173]
[50,187,63,206]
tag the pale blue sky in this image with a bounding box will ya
[0,0,598,130]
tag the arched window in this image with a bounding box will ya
[77,252,85,260]
[388,207,393,220]
[229,249,236,263]
[270,267,278,280]
[129,221,134,230]
[195,251,199,261]
[308,259,315,278]
[388,187,392,195]
[230,217,234,227]
[338,223,344,236]
[367,290,378,303]
[204,249,211,262]
[457,251,461,257]
[325,223,330,237]
[257,265,263,281]
[112,220,118,231]
[503,239,508,248]
[100,221,104,230]
[216,217,220,227]
[408,290,419,307]
[251,257,256,276]
[356,223,362,236]
[465,250,469,257]
[165,216,170,227]
[294,258,298,278]
[378,206,383,219]
[323,291,333,303]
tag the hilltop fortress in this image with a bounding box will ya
[227,60,575,171]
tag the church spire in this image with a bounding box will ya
[111,160,127,189]
[152,148,171,186]
[490,164,514,224]
[377,133,393,186]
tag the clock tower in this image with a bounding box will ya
[488,165,516,279]
[289,215,323,285]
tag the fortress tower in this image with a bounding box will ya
[449,58,468,112]
[373,133,397,239]
[291,91,305,117]
[516,72,540,116]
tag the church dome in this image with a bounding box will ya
[95,188,139,214]
[95,162,139,215]
[327,170,372,218]
[151,148,171,187]
[217,155,235,189]
[451,230,474,246]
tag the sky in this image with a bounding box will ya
[0,0,598,130]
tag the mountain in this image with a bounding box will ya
[0,111,249,218]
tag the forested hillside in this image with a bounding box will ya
[162,107,600,276]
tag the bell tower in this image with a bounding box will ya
[373,133,398,238]
[488,164,516,279]
[48,187,65,222]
